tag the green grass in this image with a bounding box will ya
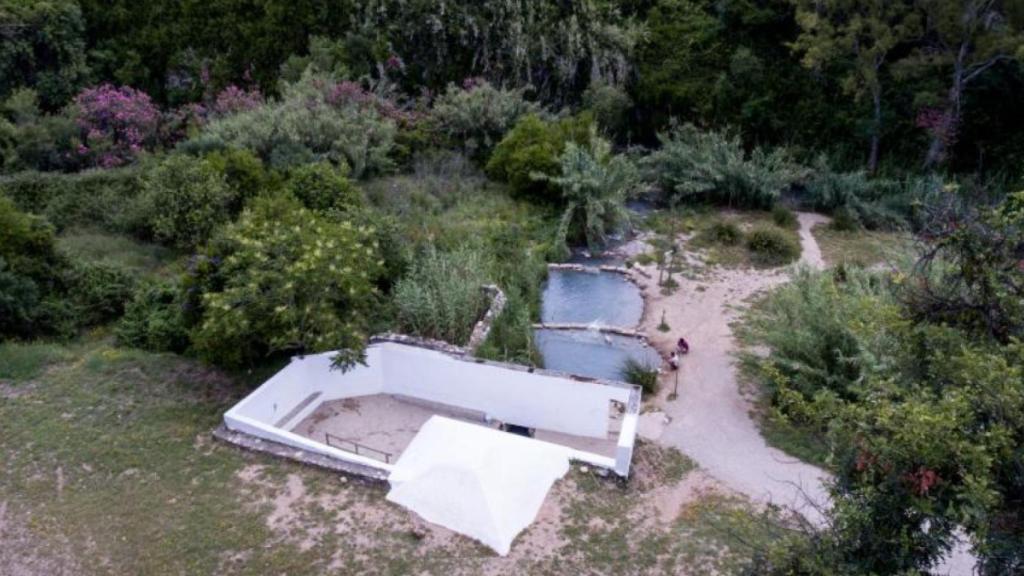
[0,341,72,381]
[0,339,781,575]
[689,211,802,270]
[560,450,789,575]
[735,297,833,469]
[811,224,915,268]
[56,228,179,278]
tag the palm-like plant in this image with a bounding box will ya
[542,135,638,251]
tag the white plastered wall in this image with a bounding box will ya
[223,341,639,476]
[378,342,631,439]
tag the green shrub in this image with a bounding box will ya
[187,74,396,176]
[745,226,800,266]
[116,282,189,353]
[643,124,805,209]
[0,195,64,281]
[744,266,895,407]
[544,138,637,250]
[706,220,743,245]
[203,148,279,212]
[285,162,362,212]
[0,197,71,338]
[772,205,799,229]
[830,206,861,231]
[803,158,918,231]
[582,81,632,137]
[189,193,382,369]
[0,167,143,232]
[0,197,135,338]
[431,80,538,160]
[394,246,490,345]
[67,262,136,327]
[0,256,41,338]
[136,154,234,249]
[0,89,79,173]
[486,113,594,199]
[620,356,659,394]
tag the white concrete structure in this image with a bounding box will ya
[223,336,642,477]
[387,416,571,555]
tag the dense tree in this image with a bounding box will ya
[347,0,642,104]
[189,193,383,369]
[906,0,1024,168]
[790,0,920,173]
[78,0,356,103]
[0,0,89,109]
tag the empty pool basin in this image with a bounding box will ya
[534,329,662,382]
[541,269,643,327]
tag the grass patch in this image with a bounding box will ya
[57,228,179,278]
[811,224,915,268]
[0,341,72,381]
[619,357,660,395]
[1,339,783,575]
[689,211,802,269]
[735,351,832,468]
[559,447,789,575]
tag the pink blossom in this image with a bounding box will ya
[385,55,404,71]
[73,84,160,167]
[212,85,264,116]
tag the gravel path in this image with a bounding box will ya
[796,212,831,269]
[636,229,832,523]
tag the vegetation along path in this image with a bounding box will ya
[635,213,977,574]
[636,213,831,524]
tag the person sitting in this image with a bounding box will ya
[677,336,690,354]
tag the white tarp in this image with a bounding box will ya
[386,416,571,555]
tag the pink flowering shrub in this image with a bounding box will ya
[323,79,419,125]
[73,85,160,167]
[212,85,264,116]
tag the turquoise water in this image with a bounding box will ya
[536,263,660,381]
[534,329,661,381]
[540,269,643,327]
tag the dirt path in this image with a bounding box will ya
[633,213,976,573]
[796,212,831,269]
[635,212,833,523]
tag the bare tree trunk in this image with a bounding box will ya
[868,85,882,174]
[924,44,969,170]
[924,84,963,170]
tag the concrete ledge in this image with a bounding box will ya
[466,284,506,353]
[548,263,632,276]
[531,323,648,339]
[213,424,389,482]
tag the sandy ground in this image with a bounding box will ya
[232,440,725,575]
[292,395,620,461]
[633,212,976,574]
[634,212,831,523]
[796,212,831,269]
[0,500,84,576]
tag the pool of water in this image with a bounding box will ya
[541,269,644,327]
[534,329,662,381]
